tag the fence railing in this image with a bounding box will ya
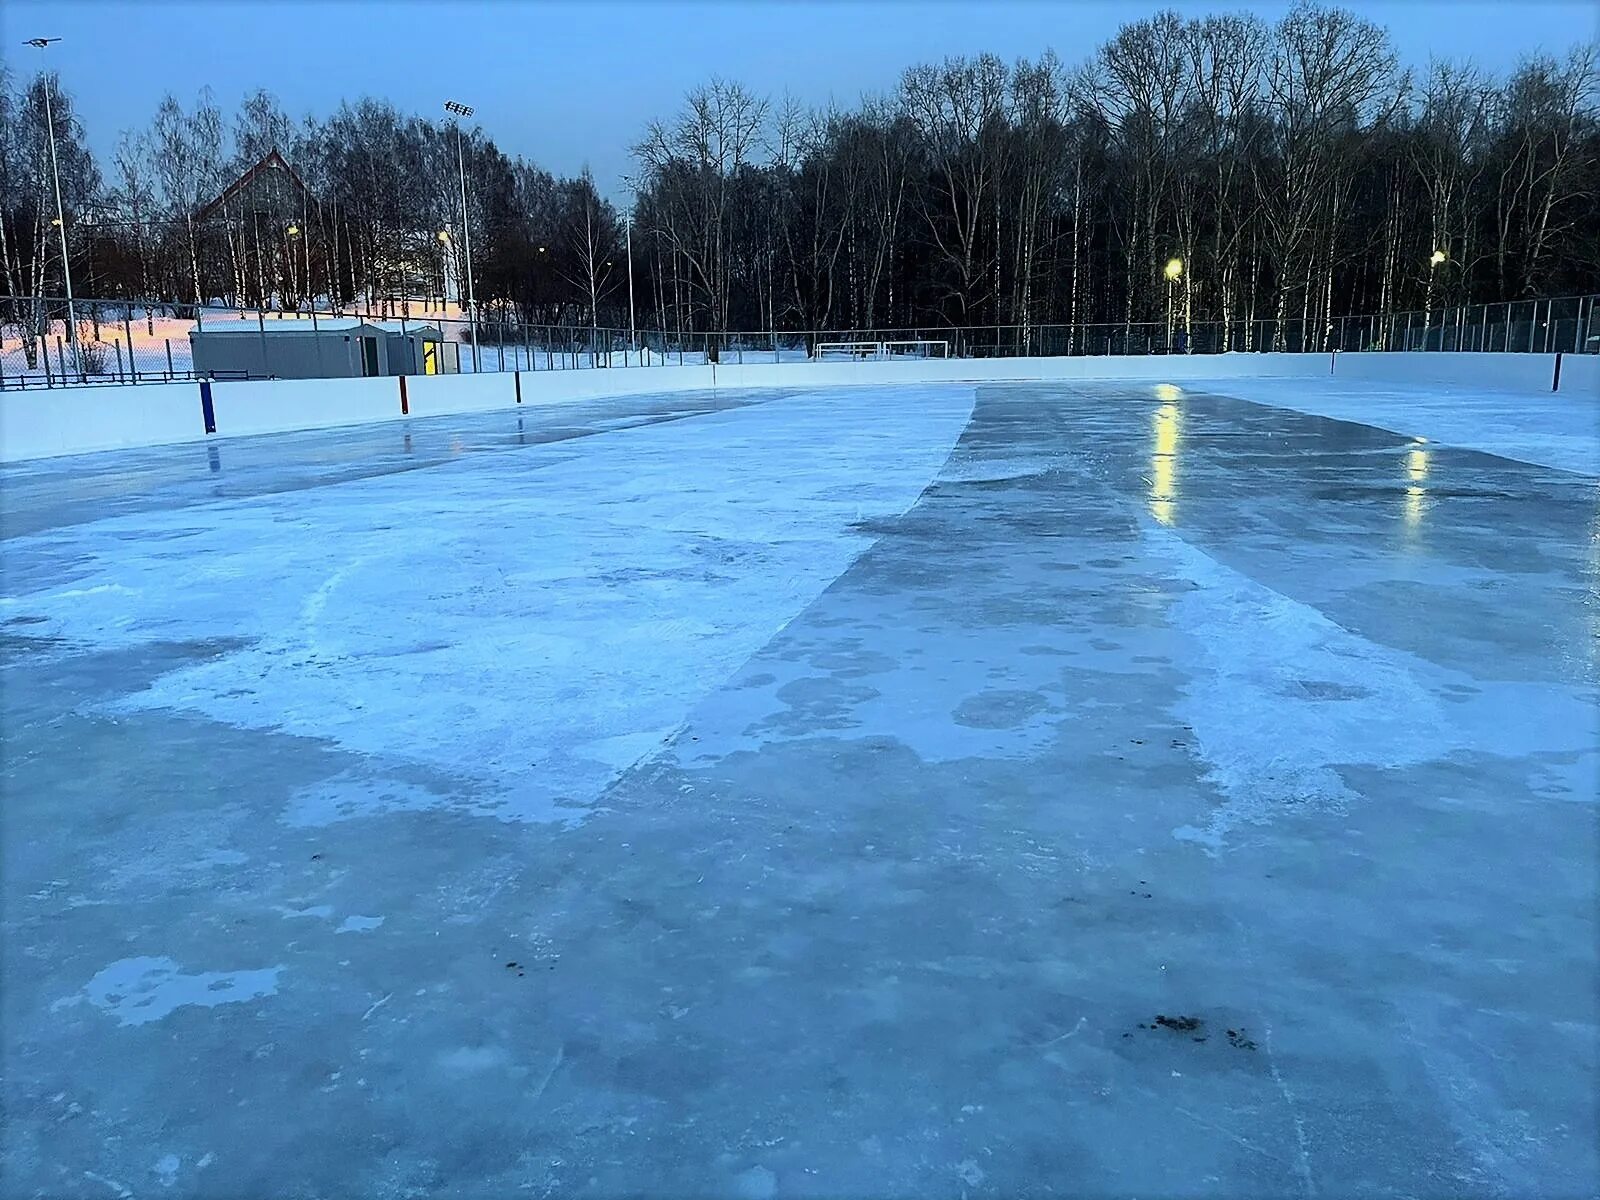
[1,293,1594,389]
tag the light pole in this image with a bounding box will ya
[1163,257,1184,352]
[619,173,640,360]
[28,37,79,374]
[626,213,638,357]
[444,99,479,371]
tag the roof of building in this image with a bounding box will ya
[190,319,443,336]
[195,149,312,223]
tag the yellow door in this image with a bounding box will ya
[422,341,438,375]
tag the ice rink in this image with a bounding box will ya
[3,377,1597,1197]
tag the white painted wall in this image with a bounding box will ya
[209,375,400,438]
[1331,351,1558,393]
[713,352,1325,390]
[4,351,1594,464]
[1557,353,1600,398]
[0,382,204,461]
[404,371,510,415]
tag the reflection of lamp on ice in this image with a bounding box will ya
[1404,440,1429,532]
[1149,394,1182,526]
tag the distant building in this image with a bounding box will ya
[188,319,459,380]
[196,149,313,227]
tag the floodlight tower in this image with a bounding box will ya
[444,99,479,370]
[27,37,79,373]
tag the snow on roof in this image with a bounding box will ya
[190,319,444,336]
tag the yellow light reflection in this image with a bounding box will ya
[1150,400,1182,525]
[1403,443,1429,533]
[1154,382,1183,404]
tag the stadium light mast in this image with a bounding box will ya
[27,37,79,374]
[621,176,639,356]
[444,99,479,371]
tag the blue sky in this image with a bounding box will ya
[4,0,1597,201]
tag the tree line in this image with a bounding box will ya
[3,3,1596,350]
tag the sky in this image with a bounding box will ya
[4,0,1597,202]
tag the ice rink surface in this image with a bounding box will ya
[3,377,1597,1197]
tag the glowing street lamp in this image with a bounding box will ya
[1429,249,1447,267]
[1163,257,1184,351]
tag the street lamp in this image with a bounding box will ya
[1163,257,1184,352]
[444,99,479,370]
[27,36,79,374]
[1429,249,1447,267]
[621,175,639,357]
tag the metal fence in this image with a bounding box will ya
[2,293,1594,390]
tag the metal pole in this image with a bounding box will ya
[625,212,637,356]
[38,60,79,374]
[456,122,479,372]
[124,307,137,383]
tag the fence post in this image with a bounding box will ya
[115,340,125,382]
[165,338,175,380]
[1528,302,1537,353]
[124,308,137,384]
[56,335,67,380]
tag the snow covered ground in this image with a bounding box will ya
[0,309,809,383]
[3,379,1596,1197]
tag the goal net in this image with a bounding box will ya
[812,339,951,361]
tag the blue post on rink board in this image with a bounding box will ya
[198,380,217,434]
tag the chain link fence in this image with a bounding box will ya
[2,293,1594,390]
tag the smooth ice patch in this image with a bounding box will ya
[336,915,385,934]
[53,956,281,1026]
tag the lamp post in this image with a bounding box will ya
[443,99,479,371]
[27,37,79,374]
[1163,257,1184,352]
[620,175,639,358]
[626,213,638,357]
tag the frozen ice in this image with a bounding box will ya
[3,378,1596,1196]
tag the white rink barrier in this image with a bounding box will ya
[0,380,201,461]
[1329,351,1577,394]
[1,351,1594,463]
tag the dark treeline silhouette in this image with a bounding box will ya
[3,3,1596,350]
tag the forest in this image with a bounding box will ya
[2,3,1596,349]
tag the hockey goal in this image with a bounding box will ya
[811,339,951,361]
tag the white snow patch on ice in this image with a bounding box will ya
[12,387,975,824]
[1149,528,1462,848]
[53,956,281,1026]
[336,915,385,934]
